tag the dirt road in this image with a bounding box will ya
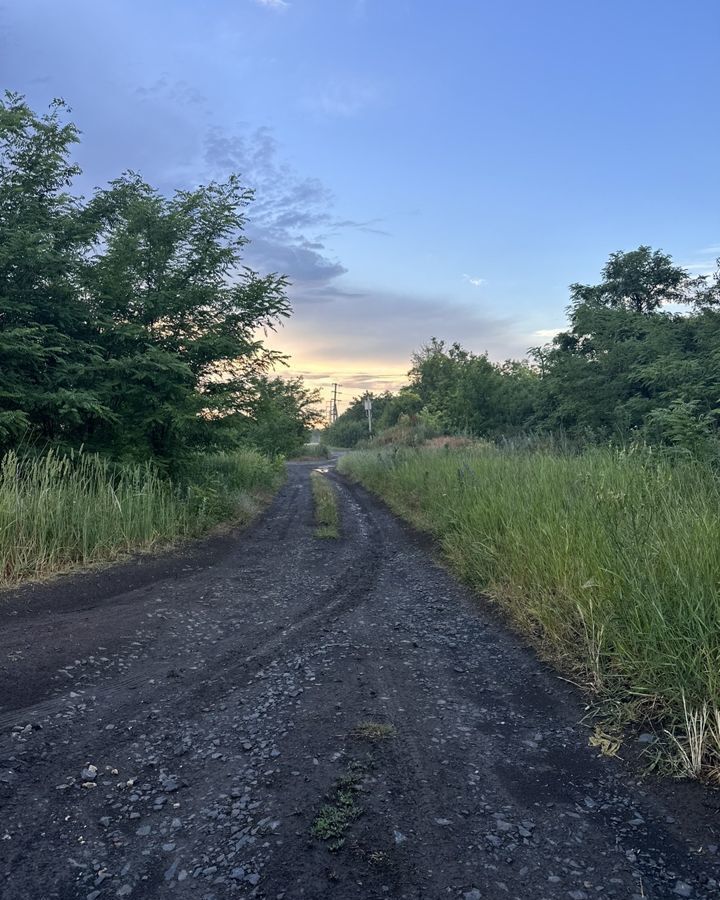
[0,459,717,899]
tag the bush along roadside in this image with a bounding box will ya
[0,448,284,587]
[338,444,720,782]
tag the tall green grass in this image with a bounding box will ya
[310,470,339,538]
[339,444,720,778]
[0,448,283,586]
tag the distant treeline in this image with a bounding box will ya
[0,93,321,468]
[327,246,720,459]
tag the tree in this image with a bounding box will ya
[0,94,301,464]
[229,376,324,457]
[408,340,539,437]
[692,258,720,309]
[538,249,720,438]
[0,93,107,447]
[569,246,700,315]
[79,172,290,462]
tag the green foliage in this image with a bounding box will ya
[0,447,282,586]
[345,247,720,459]
[409,340,540,436]
[537,300,720,441]
[569,245,702,314]
[229,377,323,458]
[299,442,330,459]
[643,400,718,462]
[340,445,720,777]
[324,417,368,448]
[370,410,443,447]
[324,389,428,447]
[311,766,363,849]
[0,94,318,465]
[323,392,384,447]
[0,94,96,447]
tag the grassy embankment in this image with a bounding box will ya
[0,448,283,587]
[339,444,720,780]
[310,470,339,538]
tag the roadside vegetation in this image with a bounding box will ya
[334,248,720,781]
[351,721,397,742]
[310,470,340,538]
[0,448,282,587]
[0,93,321,583]
[326,246,720,455]
[295,442,331,460]
[340,443,720,780]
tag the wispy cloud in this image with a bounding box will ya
[463,274,485,287]
[203,127,386,284]
[254,0,289,9]
[134,76,208,110]
[280,284,530,364]
[680,246,720,278]
[305,79,379,118]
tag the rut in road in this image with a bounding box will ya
[0,459,718,900]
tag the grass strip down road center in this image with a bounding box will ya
[311,469,340,539]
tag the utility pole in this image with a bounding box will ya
[363,392,373,439]
[330,383,339,425]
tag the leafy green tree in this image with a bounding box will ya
[643,399,718,461]
[538,249,720,439]
[375,390,423,430]
[692,257,720,308]
[408,340,539,437]
[79,172,289,462]
[408,339,465,422]
[324,390,422,447]
[0,93,107,447]
[0,94,307,464]
[230,376,323,457]
[569,245,701,314]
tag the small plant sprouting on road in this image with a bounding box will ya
[351,722,397,742]
[310,470,340,539]
[311,767,363,850]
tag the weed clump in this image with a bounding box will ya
[351,722,397,742]
[311,768,363,850]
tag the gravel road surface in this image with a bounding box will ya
[0,459,718,899]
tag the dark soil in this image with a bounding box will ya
[0,459,717,899]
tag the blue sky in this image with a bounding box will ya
[2,0,719,407]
